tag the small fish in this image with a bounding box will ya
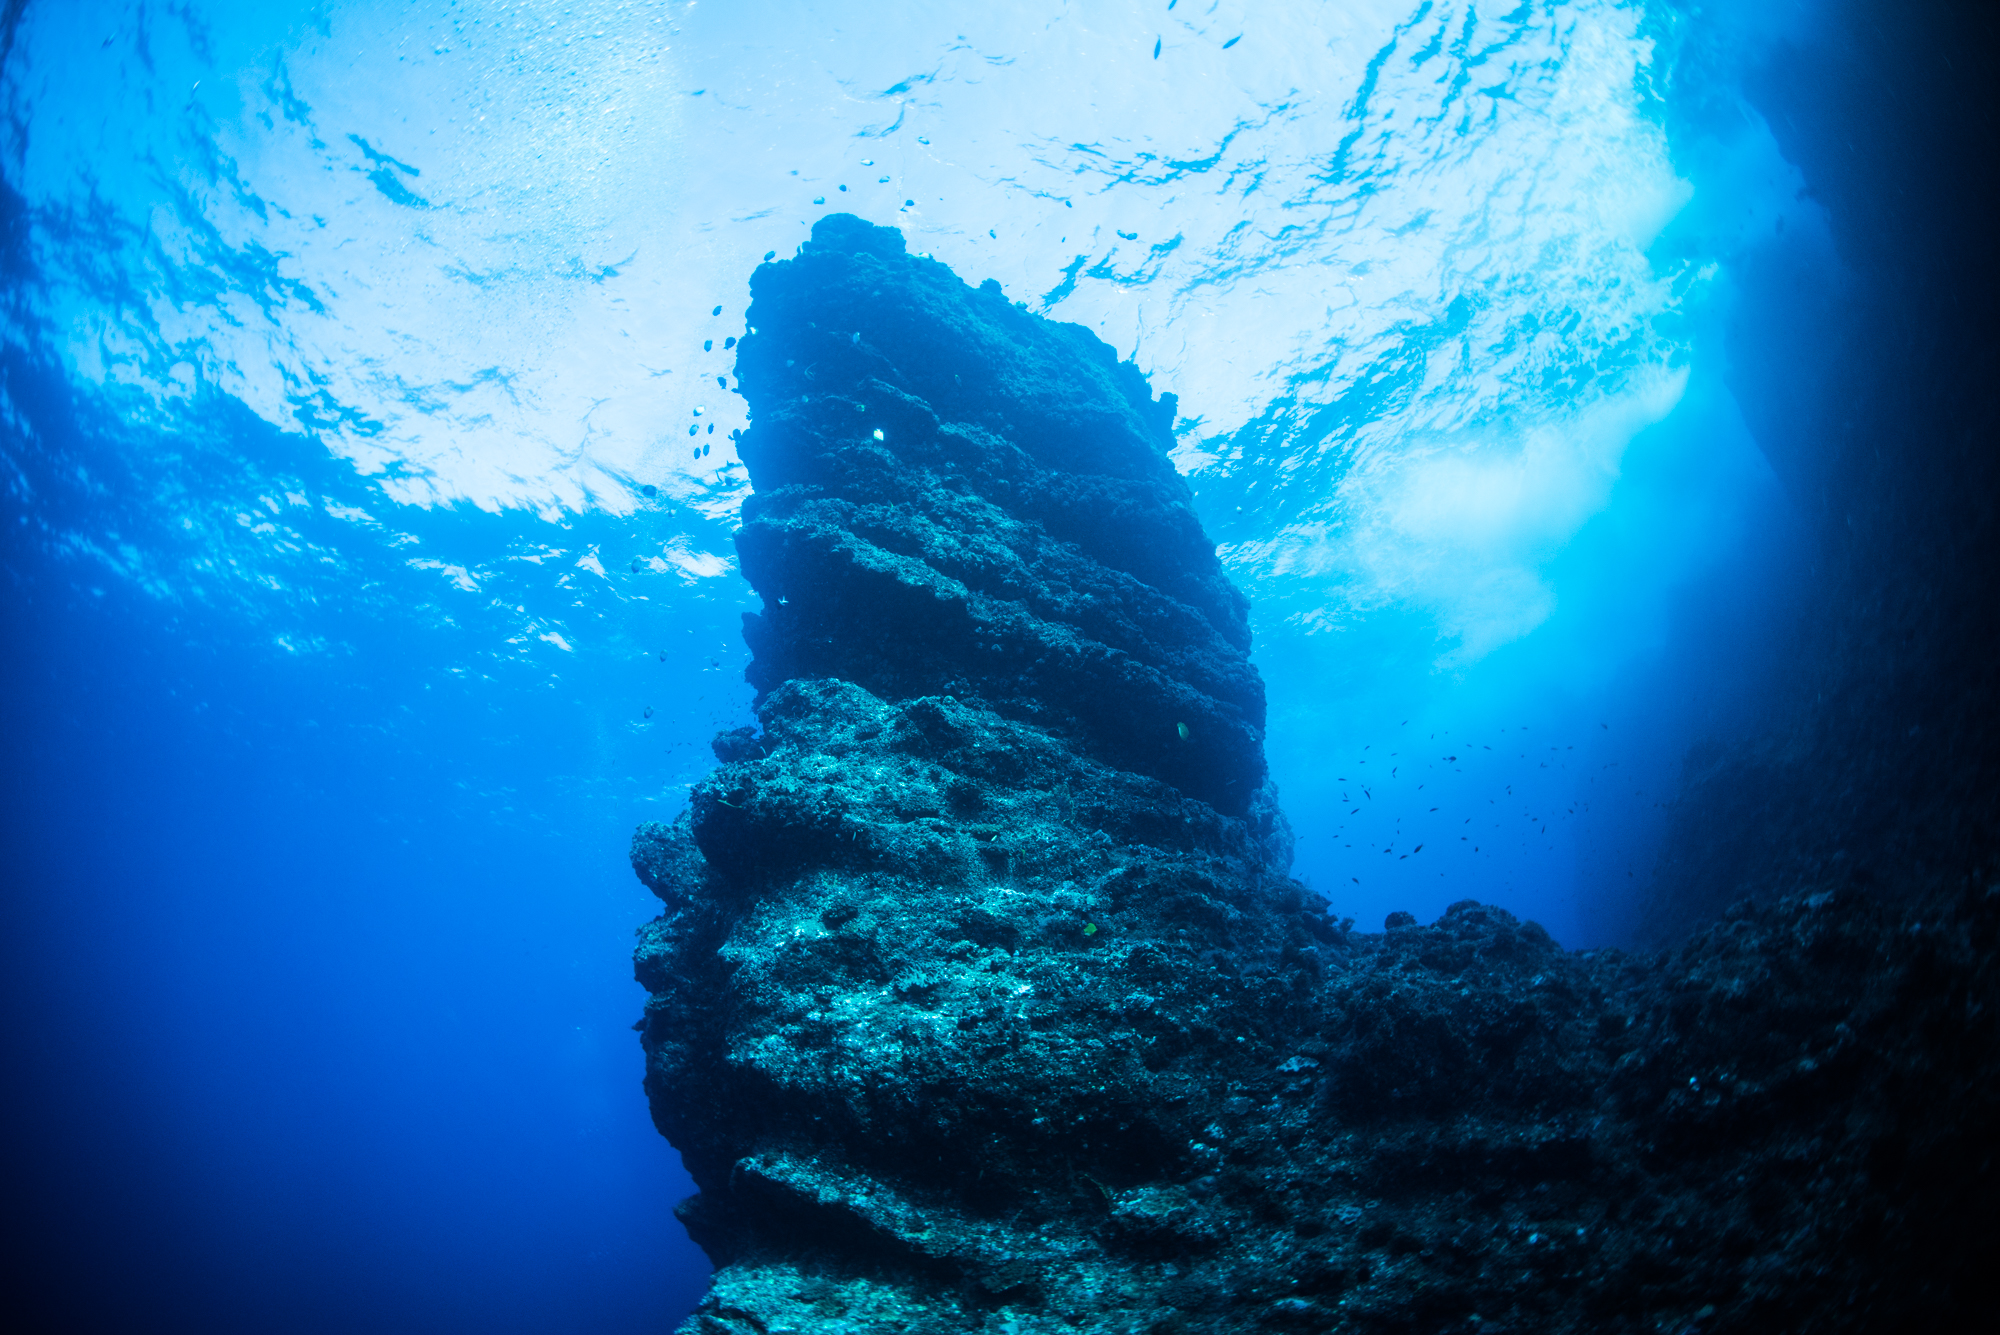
[1176,722,1189,740]
[1222,34,1241,49]
[1153,36,1162,58]
[710,304,722,316]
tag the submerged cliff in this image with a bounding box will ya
[632,216,1994,1335]
[1640,0,2000,943]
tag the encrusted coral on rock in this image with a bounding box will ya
[632,216,1995,1335]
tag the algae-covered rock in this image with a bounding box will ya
[633,216,1994,1334]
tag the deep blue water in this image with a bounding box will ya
[2,1,1862,1330]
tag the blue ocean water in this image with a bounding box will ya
[2,1,1844,1330]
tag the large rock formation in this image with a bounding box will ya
[633,216,1994,1334]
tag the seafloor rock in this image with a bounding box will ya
[634,216,1994,1334]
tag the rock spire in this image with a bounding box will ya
[632,216,1994,1335]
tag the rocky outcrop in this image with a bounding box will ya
[633,216,1995,1334]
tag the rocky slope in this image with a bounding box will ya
[632,216,1995,1334]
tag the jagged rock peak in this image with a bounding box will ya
[729,213,1266,817]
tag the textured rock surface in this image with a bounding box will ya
[634,217,1995,1334]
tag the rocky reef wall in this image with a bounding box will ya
[1641,0,2000,941]
[633,216,1994,1335]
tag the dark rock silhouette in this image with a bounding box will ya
[634,216,1994,1334]
[1641,0,2000,943]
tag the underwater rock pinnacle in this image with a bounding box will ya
[633,216,1994,1334]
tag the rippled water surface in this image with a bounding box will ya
[2,1,1830,1330]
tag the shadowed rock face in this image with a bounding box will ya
[1639,0,2000,944]
[633,216,1994,1335]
